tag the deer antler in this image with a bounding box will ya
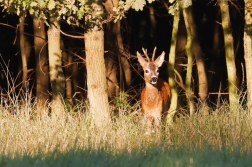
[142,48,150,62]
[152,47,157,61]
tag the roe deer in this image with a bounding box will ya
[137,47,171,134]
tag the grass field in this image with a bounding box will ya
[0,100,252,167]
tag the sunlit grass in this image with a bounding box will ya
[0,96,252,166]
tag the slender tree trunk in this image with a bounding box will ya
[174,14,187,108]
[62,39,73,104]
[219,0,239,110]
[104,22,119,101]
[115,20,132,91]
[72,55,86,101]
[104,0,131,93]
[105,49,119,101]
[183,5,209,115]
[209,9,221,96]
[183,8,195,115]
[85,1,111,129]
[149,4,156,46]
[103,0,119,101]
[244,0,252,115]
[47,17,66,115]
[19,16,31,89]
[33,19,50,115]
[167,9,180,125]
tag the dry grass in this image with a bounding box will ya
[0,93,252,166]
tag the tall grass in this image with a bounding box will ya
[0,90,252,166]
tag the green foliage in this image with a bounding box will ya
[0,0,86,25]
[114,91,133,115]
[112,0,155,22]
[0,0,157,26]
[168,0,192,15]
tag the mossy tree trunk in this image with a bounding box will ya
[167,9,180,125]
[244,0,252,115]
[183,8,195,115]
[85,1,111,129]
[219,0,239,110]
[33,19,50,115]
[47,17,66,115]
[183,5,209,115]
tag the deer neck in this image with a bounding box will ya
[145,81,158,89]
[145,81,159,102]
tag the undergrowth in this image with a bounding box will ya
[0,95,252,167]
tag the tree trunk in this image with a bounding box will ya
[19,16,31,89]
[174,13,187,108]
[33,19,50,115]
[72,55,86,101]
[183,8,195,115]
[219,0,239,110]
[62,39,73,104]
[244,0,252,115]
[105,52,119,102]
[209,9,221,98]
[115,20,132,91]
[85,1,111,129]
[47,17,66,115]
[183,5,209,115]
[167,9,180,125]
[103,0,119,102]
[104,0,131,93]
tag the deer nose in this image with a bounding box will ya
[151,77,158,83]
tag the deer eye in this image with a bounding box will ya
[156,69,159,73]
[145,70,149,73]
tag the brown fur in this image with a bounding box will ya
[137,48,171,133]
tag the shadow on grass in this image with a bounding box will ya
[1,145,252,167]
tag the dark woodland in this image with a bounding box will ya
[0,0,248,115]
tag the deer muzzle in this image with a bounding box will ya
[151,77,158,84]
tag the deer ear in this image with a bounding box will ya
[137,51,147,67]
[155,51,165,67]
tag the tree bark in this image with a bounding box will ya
[85,1,111,129]
[104,0,131,94]
[72,55,86,101]
[115,20,132,91]
[209,9,221,97]
[62,39,73,104]
[19,16,31,89]
[167,9,180,125]
[174,13,187,108]
[244,0,252,115]
[103,0,119,101]
[47,17,66,115]
[183,8,195,115]
[219,0,239,110]
[33,19,50,115]
[183,5,209,115]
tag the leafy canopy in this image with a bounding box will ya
[168,0,192,15]
[0,0,158,25]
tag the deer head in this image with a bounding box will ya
[137,47,165,85]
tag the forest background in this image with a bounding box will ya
[0,0,250,120]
